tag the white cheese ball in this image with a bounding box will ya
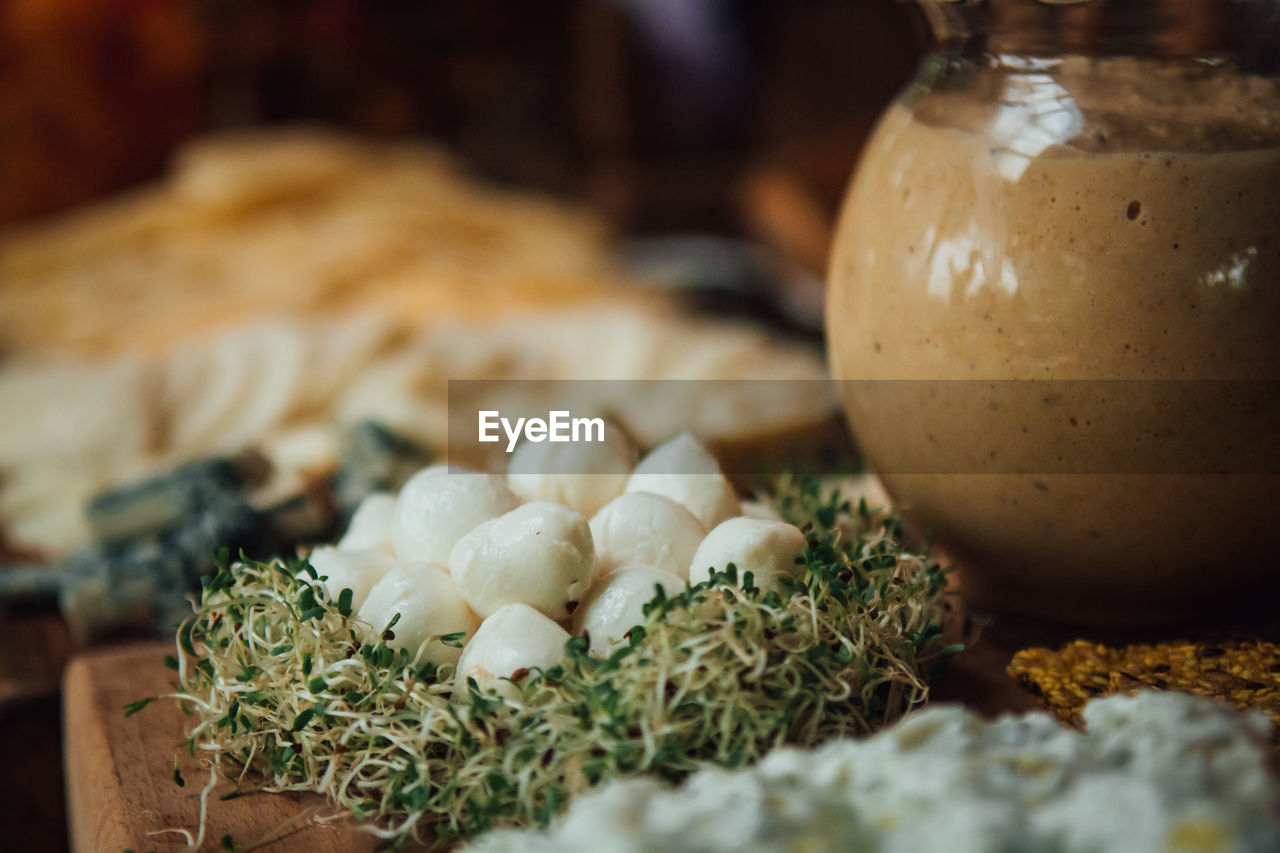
[625,433,740,530]
[393,464,520,565]
[688,517,808,592]
[357,561,479,664]
[455,603,570,701]
[304,546,396,612]
[449,501,594,620]
[589,492,706,580]
[506,422,637,518]
[338,492,397,554]
[574,564,685,655]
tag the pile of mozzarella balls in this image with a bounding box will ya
[305,428,810,702]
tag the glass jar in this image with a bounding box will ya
[827,0,1280,626]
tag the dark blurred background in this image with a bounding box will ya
[1,0,922,271]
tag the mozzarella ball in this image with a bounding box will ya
[304,546,396,612]
[506,422,637,518]
[625,432,740,530]
[357,561,479,664]
[449,501,594,620]
[393,464,521,565]
[688,517,808,592]
[590,492,705,580]
[574,564,685,655]
[455,603,570,700]
[739,500,782,522]
[338,492,397,554]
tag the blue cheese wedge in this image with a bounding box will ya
[468,692,1280,853]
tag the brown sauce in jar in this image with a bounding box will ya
[828,59,1280,625]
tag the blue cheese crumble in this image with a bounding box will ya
[468,692,1280,853]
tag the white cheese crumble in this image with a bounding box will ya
[467,692,1280,853]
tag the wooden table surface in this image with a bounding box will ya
[0,608,73,704]
[0,608,74,852]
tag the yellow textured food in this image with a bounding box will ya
[1009,639,1280,743]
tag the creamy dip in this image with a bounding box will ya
[470,692,1280,853]
[827,58,1280,623]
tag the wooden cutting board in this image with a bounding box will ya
[63,643,404,853]
[64,633,1037,853]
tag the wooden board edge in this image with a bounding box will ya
[64,647,138,853]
